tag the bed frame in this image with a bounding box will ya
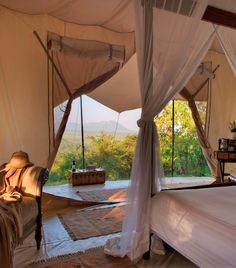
[162,181,236,191]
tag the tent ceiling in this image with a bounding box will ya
[1,0,236,33]
[0,0,235,114]
[211,38,224,54]
[89,45,222,112]
[1,1,235,110]
[88,54,141,113]
[0,0,134,32]
[208,0,236,14]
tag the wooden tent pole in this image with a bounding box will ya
[33,31,72,97]
[171,100,175,177]
[80,96,85,170]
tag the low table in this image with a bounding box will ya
[215,151,236,183]
[69,168,105,186]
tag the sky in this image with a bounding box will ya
[68,95,141,132]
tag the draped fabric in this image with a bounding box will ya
[47,65,120,169]
[0,202,22,268]
[179,87,218,178]
[216,25,236,77]
[105,0,215,261]
[46,29,127,169]
[204,49,236,176]
[48,32,126,63]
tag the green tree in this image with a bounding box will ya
[48,100,210,186]
[86,133,121,180]
[117,134,137,178]
[86,133,137,180]
[49,144,83,185]
[155,100,210,177]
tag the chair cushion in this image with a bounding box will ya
[20,196,38,226]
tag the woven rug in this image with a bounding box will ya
[76,188,127,202]
[28,247,137,268]
[58,205,125,240]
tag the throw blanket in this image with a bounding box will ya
[0,164,26,202]
[0,165,25,268]
[0,202,22,268]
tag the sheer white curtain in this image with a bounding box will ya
[216,26,236,77]
[105,0,215,261]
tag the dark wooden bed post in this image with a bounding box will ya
[35,168,48,250]
[143,233,153,260]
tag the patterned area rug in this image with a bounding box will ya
[58,205,125,240]
[28,247,137,268]
[76,188,127,202]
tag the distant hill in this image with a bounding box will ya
[66,120,137,134]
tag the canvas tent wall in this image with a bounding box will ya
[0,2,135,167]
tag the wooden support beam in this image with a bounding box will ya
[33,31,72,97]
[203,6,236,29]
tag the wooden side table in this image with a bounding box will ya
[215,151,236,183]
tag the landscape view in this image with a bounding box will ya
[48,98,210,185]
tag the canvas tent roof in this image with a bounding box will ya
[88,38,224,112]
[88,28,231,112]
[1,0,236,28]
[1,0,236,169]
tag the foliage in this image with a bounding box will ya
[49,144,83,185]
[48,133,137,185]
[48,100,211,186]
[155,100,210,177]
[86,133,137,180]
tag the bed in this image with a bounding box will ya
[151,185,236,267]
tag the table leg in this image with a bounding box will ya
[219,161,224,183]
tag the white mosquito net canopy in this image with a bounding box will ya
[1,0,236,261]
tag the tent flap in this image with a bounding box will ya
[48,32,125,63]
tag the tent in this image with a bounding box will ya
[0,1,135,168]
[1,0,236,264]
[1,1,236,172]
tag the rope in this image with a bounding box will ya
[51,51,55,147]
[114,113,121,138]
[214,24,236,74]
[74,99,80,140]
[205,77,211,139]
[47,50,51,156]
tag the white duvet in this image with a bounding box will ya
[151,186,236,267]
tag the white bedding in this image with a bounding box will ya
[151,186,236,267]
